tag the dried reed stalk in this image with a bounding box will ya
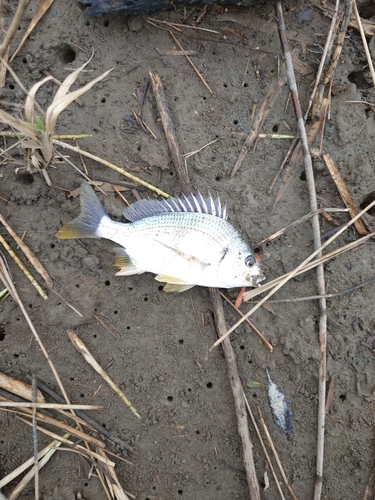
[0,0,31,59]
[352,0,375,87]
[67,331,140,419]
[0,371,44,403]
[242,392,286,499]
[323,153,367,235]
[29,376,135,452]
[232,80,284,177]
[53,139,170,198]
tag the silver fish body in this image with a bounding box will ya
[266,369,294,437]
[56,182,265,292]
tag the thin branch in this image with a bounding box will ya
[275,5,326,498]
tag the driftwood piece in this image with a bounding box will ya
[149,70,260,500]
[82,0,262,17]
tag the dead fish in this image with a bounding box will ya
[266,369,294,437]
[56,182,265,292]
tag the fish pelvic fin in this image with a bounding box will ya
[114,247,144,276]
[56,182,108,239]
[155,274,195,293]
[163,283,196,293]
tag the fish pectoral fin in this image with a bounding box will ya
[163,283,196,293]
[114,247,144,276]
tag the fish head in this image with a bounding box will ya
[217,241,265,289]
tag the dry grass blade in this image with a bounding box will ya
[232,80,284,177]
[0,402,103,409]
[0,0,31,59]
[45,64,113,136]
[257,406,299,500]
[0,212,53,288]
[95,447,131,500]
[10,0,56,63]
[31,375,39,500]
[5,439,63,500]
[323,153,367,236]
[0,253,72,410]
[169,32,213,94]
[325,375,335,414]
[24,76,53,123]
[242,392,286,500]
[67,331,141,419]
[244,230,375,301]
[352,0,375,87]
[0,108,39,139]
[0,236,47,299]
[54,139,170,198]
[0,437,65,489]
[258,207,350,245]
[17,418,114,466]
[2,402,106,448]
[30,375,136,452]
[219,291,273,351]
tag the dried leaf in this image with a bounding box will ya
[0,109,38,140]
[262,302,276,315]
[247,380,262,388]
[24,75,52,123]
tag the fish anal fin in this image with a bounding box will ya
[163,283,195,293]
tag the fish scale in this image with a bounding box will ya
[56,182,265,292]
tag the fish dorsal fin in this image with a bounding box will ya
[123,192,228,222]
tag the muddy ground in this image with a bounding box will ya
[1,0,375,498]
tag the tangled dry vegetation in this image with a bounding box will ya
[1,1,375,500]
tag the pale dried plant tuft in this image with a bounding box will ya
[0,56,112,176]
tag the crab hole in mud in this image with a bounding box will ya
[16,171,34,184]
[56,44,76,64]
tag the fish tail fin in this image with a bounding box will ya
[56,182,108,239]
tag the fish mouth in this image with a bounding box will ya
[246,273,266,287]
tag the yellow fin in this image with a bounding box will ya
[114,247,143,276]
[56,222,98,239]
[155,274,188,284]
[163,283,195,293]
[114,248,132,268]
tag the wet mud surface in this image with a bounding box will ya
[1,0,375,498]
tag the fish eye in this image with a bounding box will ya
[245,255,256,267]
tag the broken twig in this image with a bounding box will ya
[323,153,367,236]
